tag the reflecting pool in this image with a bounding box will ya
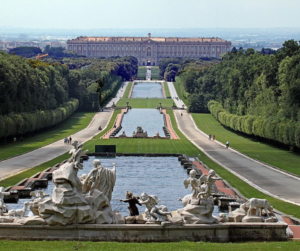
[7,156,227,217]
[131,82,163,98]
[116,109,164,137]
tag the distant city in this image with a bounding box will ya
[1,27,300,52]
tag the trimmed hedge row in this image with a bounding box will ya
[208,100,300,148]
[0,99,79,138]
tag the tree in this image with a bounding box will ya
[9,47,42,58]
[96,78,105,107]
[231,47,237,53]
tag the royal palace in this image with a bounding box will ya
[67,33,231,66]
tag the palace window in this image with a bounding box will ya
[147,47,151,56]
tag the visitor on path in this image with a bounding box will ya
[213,135,215,140]
[69,136,72,144]
[13,137,17,143]
[19,137,23,143]
[226,141,229,149]
[209,134,211,140]
[181,113,183,116]
[98,126,102,131]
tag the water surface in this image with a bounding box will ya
[131,82,163,98]
[116,109,164,137]
[7,156,227,217]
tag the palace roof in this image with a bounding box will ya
[68,36,229,43]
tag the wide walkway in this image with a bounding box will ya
[168,89,300,205]
[0,82,129,181]
[167,82,186,109]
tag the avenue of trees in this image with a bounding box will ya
[175,40,300,150]
[0,51,138,140]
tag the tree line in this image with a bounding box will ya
[174,40,300,151]
[0,52,138,140]
[158,57,219,82]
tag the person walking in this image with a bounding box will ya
[69,136,72,144]
[13,137,17,143]
[209,134,211,140]
[212,135,215,140]
[226,141,229,149]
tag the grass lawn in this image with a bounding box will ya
[151,66,160,80]
[192,113,300,176]
[173,81,189,106]
[123,82,133,98]
[163,82,171,97]
[0,240,299,251]
[0,153,69,188]
[137,66,146,79]
[0,112,95,161]
[116,98,174,108]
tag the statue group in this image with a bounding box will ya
[0,142,276,225]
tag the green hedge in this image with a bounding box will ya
[208,100,300,148]
[0,99,79,138]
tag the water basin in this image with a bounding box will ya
[7,156,227,217]
[131,82,163,98]
[116,109,165,137]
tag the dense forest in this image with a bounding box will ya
[0,52,138,139]
[174,40,300,150]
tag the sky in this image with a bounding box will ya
[1,0,299,30]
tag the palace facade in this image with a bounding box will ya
[67,33,231,66]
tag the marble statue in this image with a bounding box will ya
[229,198,276,223]
[68,141,88,170]
[198,169,222,199]
[139,192,171,222]
[7,201,29,217]
[29,191,49,215]
[13,143,123,226]
[133,126,148,138]
[82,159,116,200]
[136,126,143,133]
[120,191,141,216]
[0,187,10,215]
[183,169,201,200]
[177,169,220,224]
[241,198,274,217]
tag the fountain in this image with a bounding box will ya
[0,143,288,242]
